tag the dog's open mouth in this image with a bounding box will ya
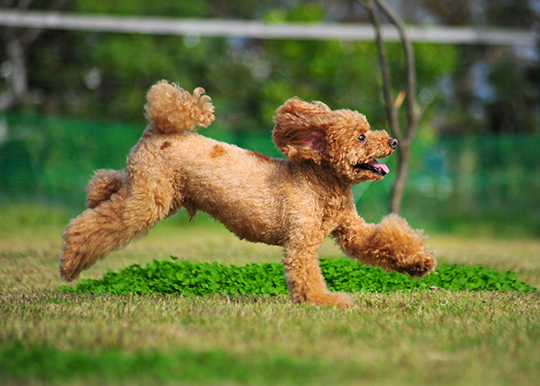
[354,160,390,176]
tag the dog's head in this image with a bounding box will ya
[272,98,397,184]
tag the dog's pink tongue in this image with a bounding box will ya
[369,160,390,174]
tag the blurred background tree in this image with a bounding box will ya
[3,0,536,134]
[0,0,469,129]
[1,0,539,236]
[400,0,539,135]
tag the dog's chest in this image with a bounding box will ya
[321,190,351,228]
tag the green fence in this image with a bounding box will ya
[1,112,539,236]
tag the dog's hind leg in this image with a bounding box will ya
[59,171,175,281]
[86,169,127,209]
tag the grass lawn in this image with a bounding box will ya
[1,204,539,385]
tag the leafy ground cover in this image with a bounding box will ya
[2,205,540,385]
[62,257,537,296]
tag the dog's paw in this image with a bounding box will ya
[369,214,437,278]
[396,251,437,278]
[306,291,356,308]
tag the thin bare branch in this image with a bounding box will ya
[360,0,401,141]
[394,88,406,109]
[358,0,420,214]
[372,0,419,144]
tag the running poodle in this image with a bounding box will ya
[60,80,436,307]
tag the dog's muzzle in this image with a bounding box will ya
[355,161,390,175]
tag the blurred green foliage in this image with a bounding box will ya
[17,1,460,135]
[2,1,539,236]
[1,111,539,237]
[11,1,534,136]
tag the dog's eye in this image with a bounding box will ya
[358,134,366,142]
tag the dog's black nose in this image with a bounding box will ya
[388,138,398,149]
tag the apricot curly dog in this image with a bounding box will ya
[60,80,436,307]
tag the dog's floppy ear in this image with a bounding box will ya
[272,98,329,164]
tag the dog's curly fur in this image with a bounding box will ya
[60,80,436,307]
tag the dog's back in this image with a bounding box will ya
[160,131,291,245]
[140,81,324,246]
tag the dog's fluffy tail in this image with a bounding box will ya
[144,80,215,134]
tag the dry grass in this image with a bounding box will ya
[1,205,539,385]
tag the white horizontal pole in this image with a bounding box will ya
[0,10,536,46]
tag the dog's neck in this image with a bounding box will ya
[292,160,353,196]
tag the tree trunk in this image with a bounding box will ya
[0,0,67,111]
[359,0,419,214]
[7,35,28,101]
[0,28,29,110]
[388,141,410,213]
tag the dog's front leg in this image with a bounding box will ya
[332,213,436,277]
[282,239,355,308]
